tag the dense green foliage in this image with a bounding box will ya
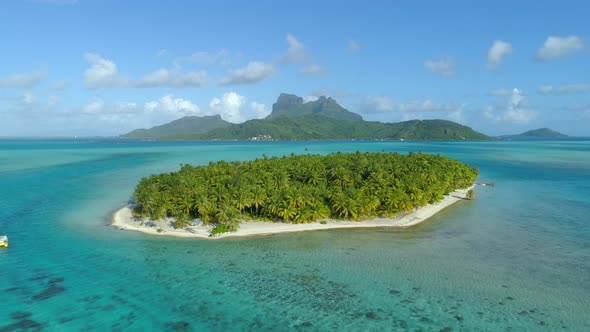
[122,93,490,141]
[132,152,478,233]
[123,115,231,139]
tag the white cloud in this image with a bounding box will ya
[487,40,513,69]
[447,106,464,123]
[137,68,207,87]
[300,64,327,76]
[76,95,200,129]
[209,92,246,123]
[424,58,455,77]
[82,98,106,114]
[220,61,275,85]
[483,105,496,120]
[282,34,306,63]
[0,69,46,88]
[485,88,536,123]
[251,102,270,119]
[144,95,200,116]
[536,36,585,61]
[302,95,320,103]
[348,40,360,51]
[538,84,590,95]
[504,88,535,123]
[84,53,128,88]
[84,53,208,88]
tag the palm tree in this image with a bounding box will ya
[132,151,478,232]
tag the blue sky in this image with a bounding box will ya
[1,0,589,136]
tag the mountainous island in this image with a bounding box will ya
[122,93,490,141]
[500,128,569,139]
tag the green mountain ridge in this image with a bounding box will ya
[122,94,491,141]
[124,115,231,140]
[266,93,363,122]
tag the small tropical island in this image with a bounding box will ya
[113,151,478,238]
[500,127,569,139]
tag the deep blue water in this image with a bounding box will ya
[0,139,589,331]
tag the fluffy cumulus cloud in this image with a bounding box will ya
[282,34,306,63]
[300,64,327,76]
[144,95,200,116]
[209,92,247,123]
[84,53,207,88]
[536,36,585,61]
[250,102,270,119]
[484,88,535,124]
[220,62,275,85]
[424,58,455,77]
[538,83,590,95]
[70,95,201,133]
[208,92,270,122]
[504,89,535,123]
[487,40,513,69]
[84,53,125,88]
[348,40,360,51]
[0,69,46,88]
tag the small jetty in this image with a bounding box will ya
[0,235,7,248]
[476,182,495,187]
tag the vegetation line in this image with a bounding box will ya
[132,151,478,234]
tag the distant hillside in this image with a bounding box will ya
[197,116,490,141]
[123,115,231,139]
[499,128,569,139]
[516,128,568,138]
[122,94,491,141]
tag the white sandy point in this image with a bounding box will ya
[112,186,474,239]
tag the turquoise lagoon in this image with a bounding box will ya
[0,139,589,331]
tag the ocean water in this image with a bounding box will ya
[0,139,589,331]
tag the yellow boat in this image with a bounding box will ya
[0,235,7,248]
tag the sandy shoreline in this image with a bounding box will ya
[112,186,473,239]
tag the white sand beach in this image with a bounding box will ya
[112,186,474,239]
